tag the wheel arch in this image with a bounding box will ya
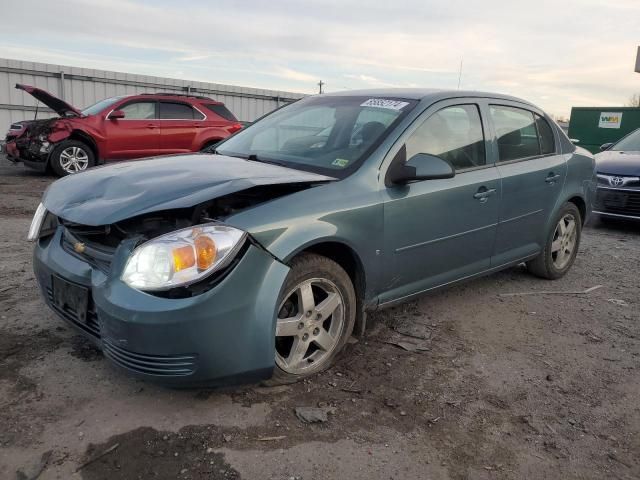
[200,138,223,150]
[288,240,369,336]
[566,195,587,225]
[67,130,99,160]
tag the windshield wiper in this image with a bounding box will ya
[245,154,287,167]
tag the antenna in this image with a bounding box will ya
[457,58,463,89]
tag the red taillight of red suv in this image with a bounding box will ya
[228,123,243,134]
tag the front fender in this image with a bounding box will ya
[227,179,384,304]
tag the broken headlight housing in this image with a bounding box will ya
[27,203,47,241]
[121,224,246,291]
[27,203,59,241]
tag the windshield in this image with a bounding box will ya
[216,95,417,177]
[81,96,125,116]
[613,128,640,152]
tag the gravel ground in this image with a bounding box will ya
[0,157,638,480]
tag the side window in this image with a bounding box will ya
[405,104,486,171]
[535,114,556,154]
[159,102,197,120]
[120,102,157,120]
[490,105,540,161]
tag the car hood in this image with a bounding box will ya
[42,154,334,226]
[16,83,82,117]
[595,150,640,176]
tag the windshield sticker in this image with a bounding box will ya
[360,99,410,110]
[332,158,350,168]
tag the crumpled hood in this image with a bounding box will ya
[43,154,334,225]
[595,150,640,177]
[16,83,82,117]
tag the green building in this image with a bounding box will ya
[568,107,640,153]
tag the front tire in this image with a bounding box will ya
[50,140,95,176]
[268,253,356,385]
[527,202,582,279]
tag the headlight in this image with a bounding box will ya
[27,203,47,241]
[121,224,246,291]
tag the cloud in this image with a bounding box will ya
[0,0,638,116]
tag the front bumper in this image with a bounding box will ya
[5,139,50,171]
[593,186,640,220]
[33,227,290,386]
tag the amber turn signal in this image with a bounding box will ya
[195,235,217,270]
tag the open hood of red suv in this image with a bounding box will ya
[15,83,82,117]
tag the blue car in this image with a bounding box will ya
[28,89,596,386]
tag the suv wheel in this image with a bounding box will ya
[50,140,95,176]
[268,253,356,385]
[527,202,582,279]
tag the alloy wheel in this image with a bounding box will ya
[59,146,89,173]
[275,278,345,374]
[551,213,577,269]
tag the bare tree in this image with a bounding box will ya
[627,93,640,107]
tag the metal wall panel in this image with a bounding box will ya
[0,57,304,131]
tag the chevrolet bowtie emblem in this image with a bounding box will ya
[73,242,86,254]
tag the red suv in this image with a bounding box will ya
[4,84,243,176]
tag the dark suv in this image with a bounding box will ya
[4,84,243,176]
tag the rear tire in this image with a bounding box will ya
[50,140,95,177]
[266,253,356,385]
[527,202,582,279]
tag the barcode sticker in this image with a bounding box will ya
[360,99,409,110]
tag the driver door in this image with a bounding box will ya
[379,100,500,304]
[103,100,161,159]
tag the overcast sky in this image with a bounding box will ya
[1,0,638,118]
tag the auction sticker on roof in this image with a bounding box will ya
[361,99,410,110]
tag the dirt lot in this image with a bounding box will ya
[0,157,638,480]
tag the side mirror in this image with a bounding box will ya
[108,110,125,120]
[388,153,455,185]
[600,142,614,151]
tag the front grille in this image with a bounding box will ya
[45,286,101,339]
[595,188,640,217]
[102,339,197,376]
[62,228,115,273]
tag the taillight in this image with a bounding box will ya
[228,123,243,134]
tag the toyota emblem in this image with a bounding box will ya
[609,176,624,187]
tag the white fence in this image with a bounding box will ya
[0,58,304,129]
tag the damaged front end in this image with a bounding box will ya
[7,118,73,170]
[42,182,317,298]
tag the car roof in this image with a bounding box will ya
[124,93,223,104]
[323,88,538,108]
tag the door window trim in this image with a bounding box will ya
[487,102,558,166]
[381,98,495,187]
[105,100,159,121]
[104,100,208,121]
[159,101,208,121]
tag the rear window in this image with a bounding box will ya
[203,104,238,122]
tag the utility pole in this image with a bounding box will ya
[457,57,463,90]
[318,80,325,94]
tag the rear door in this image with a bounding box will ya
[158,101,203,154]
[103,100,160,159]
[380,99,501,304]
[487,103,566,265]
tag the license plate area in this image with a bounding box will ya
[51,275,89,323]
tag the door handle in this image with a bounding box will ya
[473,187,496,202]
[545,173,561,184]
[146,124,158,129]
